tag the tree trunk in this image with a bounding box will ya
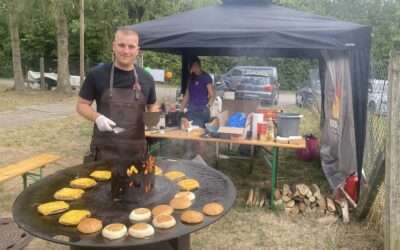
[55,3,71,93]
[79,0,85,86]
[8,1,24,91]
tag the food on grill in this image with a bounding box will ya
[180,210,204,224]
[58,210,91,226]
[128,223,155,238]
[155,165,163,176]
[70,178,97,189]
[77,218,103,234]
[126,165,139,176]
[202,202,224,216]
[129,208,152,222]
[37,201,70,216]
[169,197,192,210]
[102,223,127,240]
[54,188,85,201]
[111,155,156,202]
[90,170,112,181]
[178,179,200,191]
[174,191,196,202]
[164,171,186,181]
[152,214,176,229]
[152,204,174,217]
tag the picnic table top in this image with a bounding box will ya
[145,128,306,149]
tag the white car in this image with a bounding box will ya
[26,70,81,90]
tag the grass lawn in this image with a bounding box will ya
[0,85,76,112]
[0,104,383,249]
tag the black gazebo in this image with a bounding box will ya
[131,0,371,192]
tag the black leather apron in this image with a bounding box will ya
[90,64,147,162]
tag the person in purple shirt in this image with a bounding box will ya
[181,56,215,128]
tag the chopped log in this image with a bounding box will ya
[293,190,301,198]
[296,184,312,198]
[309,196,316,203]
[310,201,318,209]
[259,194,265,208]
[291,205,300,215]
[275,199,284,207]
[293,196,304,202]
[246,188,254,206]
[282,195,292,203]
[253,188,260,207]
[283,184,292,197]
[285,200,295,208]
[304,198,311,207]
[285,205,299,215]
[337,199,350,224]
[317,195,327,211]
[298,202,307,213]
[274,189,282,200]
[326,198,336,212]
[311,184,321,197]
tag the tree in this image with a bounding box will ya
[54,1,72,93]
[7,0,24,91]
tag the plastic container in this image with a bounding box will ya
[277,113,303,137]
[256,108,282,122]
[257,122,268,141]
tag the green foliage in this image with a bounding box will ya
[0,0,399,90]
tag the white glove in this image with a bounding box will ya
[95,115,116,132]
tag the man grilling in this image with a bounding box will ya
[77,26,157,162]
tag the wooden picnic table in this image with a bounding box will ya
[146,128,306,206]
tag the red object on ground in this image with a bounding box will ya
[344,174,359,201]
[296,134,320,161]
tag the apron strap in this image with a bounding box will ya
[133,67,142,100]
[109,63,115,97]
[109,63,142,98]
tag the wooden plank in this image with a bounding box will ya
[0,153,60,183]
[355,152,384,219]
[145,129,306,149]
[385,49,400,250]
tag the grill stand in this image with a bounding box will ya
[70,234,190,250]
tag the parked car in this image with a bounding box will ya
[296,69,321,109]
[368,79,388,115]
[220,66,278,91]
[235,75,279,105]
[27,70,81,90]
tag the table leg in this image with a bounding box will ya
[270,147,279,208]
[215,142,219,169]
[249,145,255,174]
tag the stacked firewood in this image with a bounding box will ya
[245,183,352,224]
[274,184,337,216]
[245,187,267,208]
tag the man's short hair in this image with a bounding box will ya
[114,26,139,40]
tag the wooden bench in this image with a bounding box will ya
[0,153,61,189]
